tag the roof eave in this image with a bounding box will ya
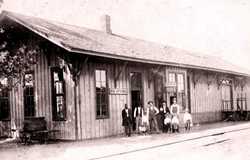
[69,47,250,77]
[2,11,73,52]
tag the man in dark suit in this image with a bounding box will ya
[122,104,132,137]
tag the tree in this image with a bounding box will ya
[0,25,39,90]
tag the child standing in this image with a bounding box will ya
[183,109,193,131]
[164,112,172,133]
[140,108,149,135]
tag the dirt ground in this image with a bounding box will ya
[0,121,249,160]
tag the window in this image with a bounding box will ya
[24,72,35,117]
[168,73,176,84]
[95,69,109,119]
[51,67,66,121]
[168,72,186,110]
[0,78,10,120]
[177,74,184,93]
[168,73,185,92]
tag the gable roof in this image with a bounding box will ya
[1,10,250,76]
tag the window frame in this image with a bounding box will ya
[177,73,185,93]
[51,67,66,121]
[95,68,109,119]
[168,72,185,91]
[0,78,10,121]
[23,71,36,117]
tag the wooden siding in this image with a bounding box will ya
[1,47,249,139]
[186,71,250,123]
[244,79,250,111]
[76,63,154,140]
[49,53,76,140]
[189,71,222,123]
[2,51,77,139]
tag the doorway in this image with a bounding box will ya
[130,72,143,130]
[170,95,176,106]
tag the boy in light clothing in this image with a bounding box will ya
[183,109,193,131]
[140,108,149,134]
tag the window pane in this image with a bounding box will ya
[54,72,59,81]
[96,104,101,116]
[56,96,64,119]
[95,70,100,82]
[101,70,106,88]
[24,73,34,86]
[0,78,8,87]
[101,93,106,104]
[55,82,63,94]
[96,93,101,105]
[0,94,9,119]
[101,81,106,88]
[101,105,107,115]
[101,70,106,83]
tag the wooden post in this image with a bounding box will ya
[65,55,88,140]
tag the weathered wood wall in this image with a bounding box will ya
[188,71,250,123]
[75,62,154,140]
[4,50,77,139]
[0,48,154,139]
[1,23,250,139]
[244,79,250,111]
[189,71,222,123]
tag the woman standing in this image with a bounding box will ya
[159,101,170,133]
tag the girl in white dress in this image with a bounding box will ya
[140,108,149,134]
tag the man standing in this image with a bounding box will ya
[134,104,143,134]
[148,101,160,133]
[122,104,132,137]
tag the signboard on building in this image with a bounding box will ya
[165,84,176,93]
[109,88,128,95]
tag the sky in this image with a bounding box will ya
[1,0,250,70]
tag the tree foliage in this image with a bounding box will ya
[0,25,39,90]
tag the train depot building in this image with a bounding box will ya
[0,11,250,140]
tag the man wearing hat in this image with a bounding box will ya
[122,104,132,137]
[147,101,160,133]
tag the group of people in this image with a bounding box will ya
[122,98,193,137]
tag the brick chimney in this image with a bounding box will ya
[101,14,112,34]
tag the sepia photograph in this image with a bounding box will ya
[0,0,250,159]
